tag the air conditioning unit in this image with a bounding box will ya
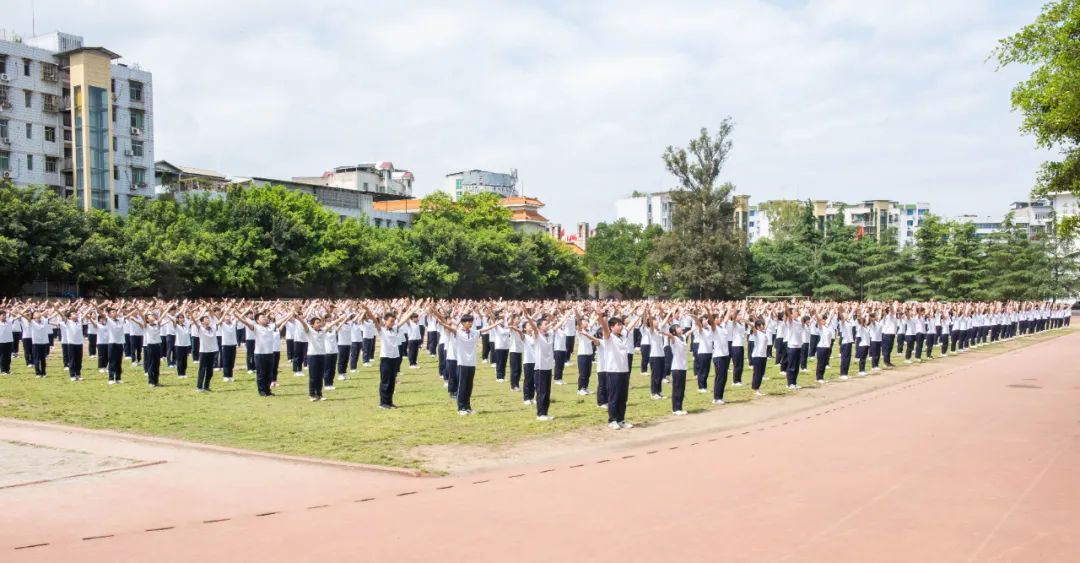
[0,74,9,82]
[0,138,10,145]
[137,182,147,188]
[123,149,134,156]
[2,171,10,179]
[130,127,141,136]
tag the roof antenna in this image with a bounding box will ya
[31,0,36,36]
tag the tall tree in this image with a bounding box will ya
[653,119,748,298]
[814,209,862,300]
[757,200,807,242]
[995,0,1080,234]
[912,214,950,299]
[859,229,916,301]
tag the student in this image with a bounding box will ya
[691,314,713,393]
[336,316,353,380]
[855,315,870,376]
[243,313,256,374]
[489,314,510,381]
[645,314,667,399]
[361,316,377,367]
[162,312,176,369]
[711,309,733,404]
[749,319,769,396]
[868,313,882,371]
[239,308,286,396]
[94,314,110,374]
[575,317,595,395]
[86,314,97,359]
[903,309,919,364]
[10,315,21,361]
[322,317,339,390]
[519,316,537,405]
[598,309,634,429]
[133,312,162,387]
[219,315,239,382]
[0,310,14,375]
[881,306,898,367]
[838,311,855,380]
[730,310,747,386]
[552,320,567,385]
[435,310,494,415]
[171,312,191,379]
[784,311,804,390]
[194,314,219,392]
[361,304,415,409]
[295,313,327,401]
[660,322,689,415]
[508,319,524,392]
[524,311,566,421]
[29,311,52,377]
[290,317,308,376]
[406,313,423,369]
[20,314,33,368]
[814,315,834,384]
[128,312,144,366]
[348,316,364,372]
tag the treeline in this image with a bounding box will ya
[585,203,1080,301]
[0,182,587,298]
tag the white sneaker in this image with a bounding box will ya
[458,410,469,416]
[310,397,318,402]
[755,391,763,397]
[858,371,867,376]
[713,399,725,405]
[554,380,565,385]
[599,403,608,409]
[363,362,372,367]
[350,369,357,374]
[337,375,346,381]
[523,399,533,405]
[577,389,586,396]
[801,368,808,372]
[410,365,419,369]
[840,375,849,380]
[294,372,303,377]
[609,421,621,429]
[98,369,105,374]
[904,360,912,364]
[223,377,233,382]
[698,388,707,393]
[247,370,255,374]
[673,410,687,416]
[663,377,671,384]
[651,394,662,400]
[873,367,881,371]
[324,385,335,391]
[108,380,116,385]
[537,415,552,421]
[733,382,743,387]
[619,422,633,429]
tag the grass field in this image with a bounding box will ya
[0,331,1066,469]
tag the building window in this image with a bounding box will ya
[132,166,146,186]
[374,218,382,228]
[0,56,6,75]
[129,81,143,102]
[45,156,58,173]
[22,59,30,77]
[363,181,369,190]
[113,136,118,151]
[113,194,119,209]
[0,119,6,139]
[397,221,406,229]
[63,128,71,142]
[25,123,31,139]
[24,90,31,108]
[132,140,144,157]
[0,151,9,171]
[129,109,145,130]
[113,165,118,180]
[27,154,33,171]
[112,105,117,123]
[45,126,56,142]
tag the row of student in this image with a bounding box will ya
[0,299,1072,428]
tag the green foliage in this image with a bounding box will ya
[757,200,807,243]
[585,220,663,298]
[995,0,1080,233]
[0,182,586,298]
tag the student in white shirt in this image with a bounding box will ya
[596,310,636,428]
[749,319,770,396]
[729,311,747,386]
[659,323,689,415]
[508,321,524,392]
[194,314,219,392]
[171,313,191,378]
[131,312,163,387]
[361,304,416,409]
[435,311,496,415]
[291,318,308,376]
[490,315,511,381]
[691,315,713,393]
[784,311,804,389]
[814,315,834,384]
[336,319,354,379]
[575,318,596,395]
[711,310,733,404]
[362,318,377,366]
[406,313,423,369]
[238,308,294,396]
[219,317,239,382]
[0,310,14,375]
[28,311,53,377]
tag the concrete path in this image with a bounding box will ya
[4,330,1079,562]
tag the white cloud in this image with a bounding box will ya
[7,0,1052,225]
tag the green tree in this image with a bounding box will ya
[653,120,748,298]
[995,0,1080,234]
[584,220,662,298]
[814,209,861,300]
[860,229,916,301]
[912,214,950,299]
[757,200,807,242]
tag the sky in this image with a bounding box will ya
[6,0,1052,226]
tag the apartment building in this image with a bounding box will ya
[445,169,518,200]
[0,31,154,214]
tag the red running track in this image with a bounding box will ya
[4,330,1080,562]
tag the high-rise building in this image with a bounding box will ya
[445,169,518,200]
[615,191,673,230]
[745,199,931,246]
[0,31,154,214]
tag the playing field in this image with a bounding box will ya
[0,338,1036,469]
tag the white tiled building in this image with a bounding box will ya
[445,169,518,200]
[0,31,154,214]
[293,161,414,197]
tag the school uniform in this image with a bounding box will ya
[750,329,769,390]
[128,318,144,364]
[306,327,327,399]
[785,320,804,387]
[552,326,568,383]
[174,322,191,377]
[444,325,459,396]
[521,329,536,403]
[868,321,882,370]
[220,321,239,380]
[669,334,688,413]
[0,316,14,374]
[491,324,510,380]
[881,314,898,366]
[378,325,402,408]
[576,328,595,393]
[30,319,52,376]
[601,331,632,425]
[362,320,377,365]
[855,323,870,375]
[195,324,219,391]
[291,319,308,375]
[730,321,747,385]
[838,319,855,377]
[322,330,337,388]
[646,326,666,397]
[348,319,364,371]
[407,321,423,368]
[449,327,481,413]
[508,327,524,391]
[692,325,713,391]
[814,324,834,382]
[11,321,21,358]
[243,320,256,372]
[143,322,162,386]
[712,324,732,401]
[20,318,33,367]
[336,323,353,377]
[532,331,556,418]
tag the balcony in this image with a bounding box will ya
[43,94,61,113]
[41,64,60,83]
